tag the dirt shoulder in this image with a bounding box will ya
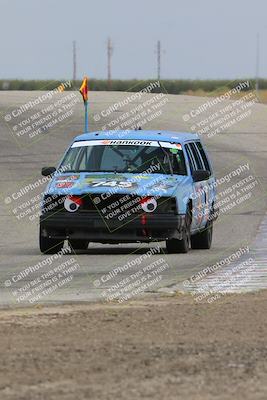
[0,291,266,400]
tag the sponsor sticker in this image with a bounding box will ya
[56,182,75,189]
[55,175,79,181]
[71,140,182,149]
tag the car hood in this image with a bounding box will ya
[46,172,191,197]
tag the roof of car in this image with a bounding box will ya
[73,130,199,144]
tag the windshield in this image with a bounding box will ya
[60,140,187,175]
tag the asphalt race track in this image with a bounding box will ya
[0,89,266,307]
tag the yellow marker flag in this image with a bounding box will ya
[79,77,88,103]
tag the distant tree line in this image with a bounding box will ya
[0,79,264,93]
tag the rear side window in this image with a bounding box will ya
[184,144,196,173]
[195,142,211,172]
[188,143,204,170]
[185,142,205,171]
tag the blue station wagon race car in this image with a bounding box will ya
[40,130,218,254]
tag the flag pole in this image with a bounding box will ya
[84,100,88,132]
[79,76,89,133]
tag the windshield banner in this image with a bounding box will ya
[71,139,182,149]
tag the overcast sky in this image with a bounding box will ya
[1,0,267,80]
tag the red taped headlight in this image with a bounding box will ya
[140,197,157,213]
[64,196,83,212]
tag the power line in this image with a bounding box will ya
[73,40,77,82]
[107,37,113,88]
[157,40,161,80]
[156,40,165,80]
[255,33,260,95]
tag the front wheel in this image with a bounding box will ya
[68,239,89,251]
[166,208,191,254]
[39,230,64,254]
[191,221,213,249]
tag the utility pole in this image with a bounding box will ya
[255,33,260,96]
[107,37,113,89]
[73,40,77,83]
[157,40,161,80]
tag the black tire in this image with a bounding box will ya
[191,221,213,249]
[39,231,64,254]
[166,207,191,254]
[68,239,89,251]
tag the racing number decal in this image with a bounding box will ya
[87,180,136,189]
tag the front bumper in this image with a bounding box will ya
[40,211,186,243]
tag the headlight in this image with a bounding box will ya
[140,197,157,213]
[64,196,83,212]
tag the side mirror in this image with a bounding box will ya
[192,169,211,182]
[41,166,56,177]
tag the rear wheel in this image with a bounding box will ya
[166,207,191,254]
[39,230,64,254]
[191,221,213,249]
[68,239,89,251]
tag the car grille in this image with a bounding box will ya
[43,194,177,216]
